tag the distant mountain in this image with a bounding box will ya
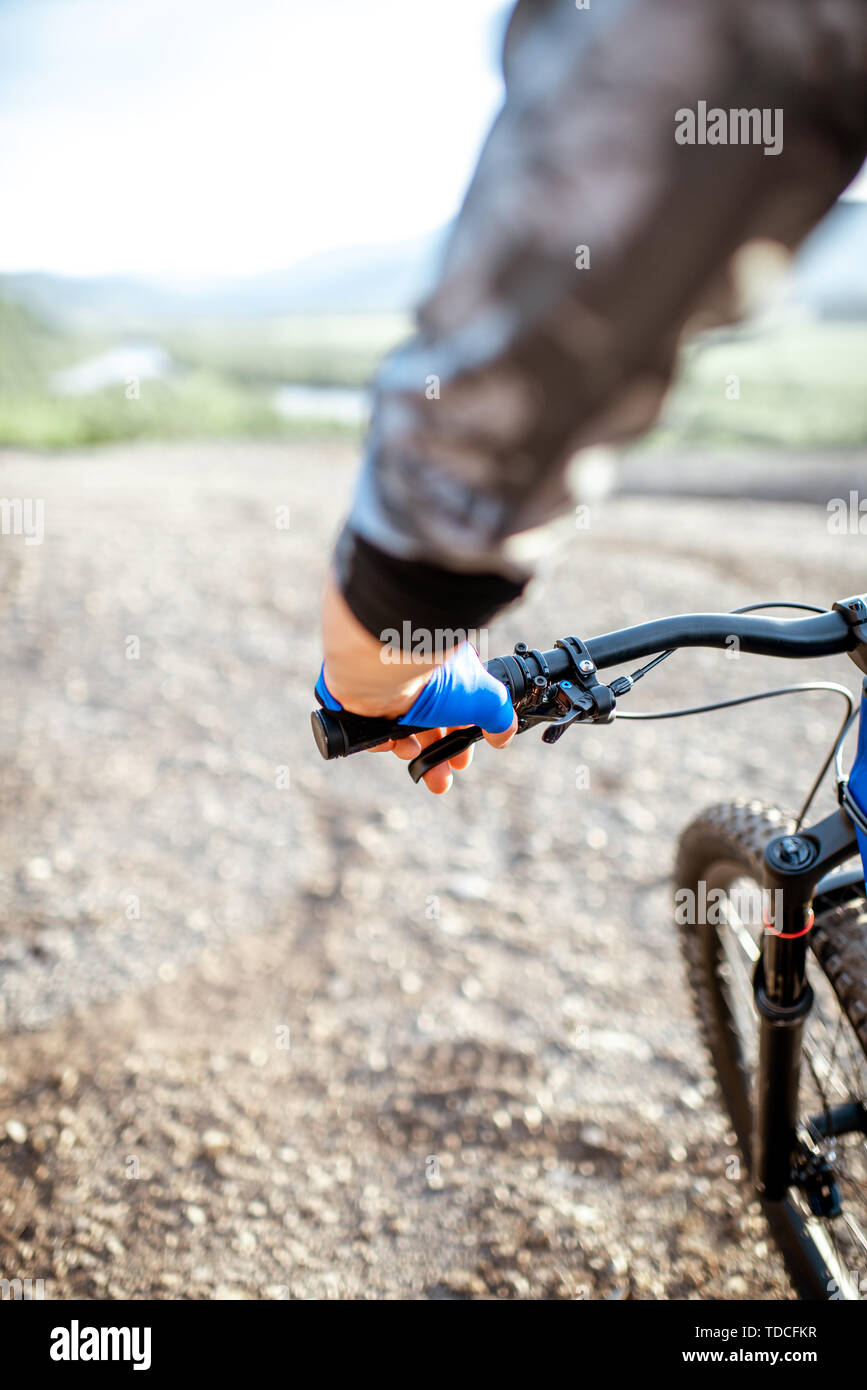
[190,231,449,317]
[0,229,449,327]
[1,198,865,327]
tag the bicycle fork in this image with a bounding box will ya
[754,809,860,1203]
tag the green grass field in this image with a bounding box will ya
[0,302,392,447]
[1,297,865,450]
[164,312,410,389]
[0,372,360,449]
[645,321,867,450]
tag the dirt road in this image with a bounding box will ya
[0,441,862,1299]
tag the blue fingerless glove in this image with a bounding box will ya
[316,642,514,734]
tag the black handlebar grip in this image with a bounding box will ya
[407,726,485,783]
[311,707,431,760]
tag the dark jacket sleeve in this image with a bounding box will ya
[336,0,867,639]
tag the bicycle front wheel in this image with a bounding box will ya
[675,800,867,1301]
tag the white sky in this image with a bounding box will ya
[0,0,508,276]
[1,0,864,280]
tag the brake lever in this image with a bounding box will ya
[313,633,626,783]
[406,677,573,782]
[407,726,486,783]
[407,676,615,782]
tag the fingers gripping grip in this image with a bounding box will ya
[407,726,485,783]
[310,707,430,759]
[311,706,485,782]
[313,643,516,778]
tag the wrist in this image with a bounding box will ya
[325,665,432,719]
[322,572,437,718]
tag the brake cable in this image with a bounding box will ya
[609,602,855,830]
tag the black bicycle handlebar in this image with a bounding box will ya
[312,597,867,780]
[574,607,864,670]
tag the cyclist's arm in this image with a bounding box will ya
[334,0,867,646]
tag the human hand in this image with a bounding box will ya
[319,574,517,793]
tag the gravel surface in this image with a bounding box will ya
[0,441,863,1300]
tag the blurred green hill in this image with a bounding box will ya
[0,301,408,447]
[1,296,866,450]
[1,200,866,449]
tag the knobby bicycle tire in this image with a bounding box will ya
[675,800,867,1301]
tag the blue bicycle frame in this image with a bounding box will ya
[846,687,867,881]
